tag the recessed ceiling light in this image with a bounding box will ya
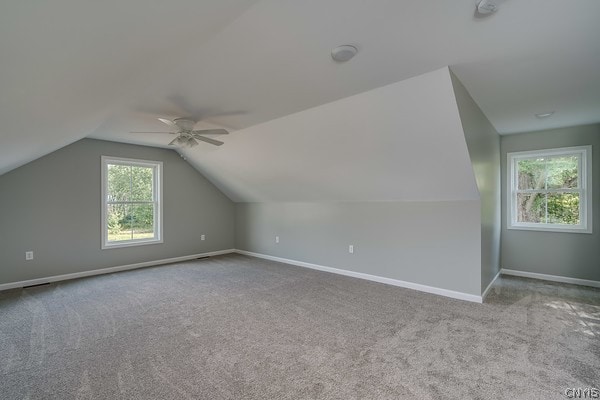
[535,112,555,119]
[331,45,358,62]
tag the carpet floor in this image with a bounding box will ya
[0,254,598,399]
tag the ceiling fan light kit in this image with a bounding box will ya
[132,117,229,148]
[170,135,199,147]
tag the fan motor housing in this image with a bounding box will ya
[173,118,196,131]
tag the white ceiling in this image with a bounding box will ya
[1,0,599,177]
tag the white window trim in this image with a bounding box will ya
[101,156,163,249]
[507,145,592,234]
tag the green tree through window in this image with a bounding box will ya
[516,156,579,224]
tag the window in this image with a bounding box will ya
[507,146,592,233]
[101,156,163,248]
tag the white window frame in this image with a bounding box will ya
[101,156,163,249]
[507,145,592,234]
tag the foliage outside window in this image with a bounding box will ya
[508,146,592,233]
[101,156,163,248]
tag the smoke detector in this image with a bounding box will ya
[331,45,358,62]
[535,112,555,119]
[477,0,499,15]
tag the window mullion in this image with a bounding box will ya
[107,201,153,205]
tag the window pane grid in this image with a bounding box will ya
[513,192,580,225]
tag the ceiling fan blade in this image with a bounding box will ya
[168,137,180,146]
[194,135,224,146]
[158,118,177,127]
[130,131,175,134]
[192,129,229,135]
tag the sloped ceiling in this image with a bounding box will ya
[179,68,479,202]
[1,0,599,186]
[0,0,259,175]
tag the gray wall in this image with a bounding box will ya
[500,124,600,281]
[235,201,481,296]
[450,72,501,291]
[0,139,234,285]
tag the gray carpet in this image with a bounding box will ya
[1,254,598,399]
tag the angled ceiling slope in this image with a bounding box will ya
[182,67,479,203]
[0,0,259,176]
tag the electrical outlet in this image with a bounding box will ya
[201,235,205,241]
[25,251,34,261]
[275,236,279,244]
[348,245,354,254]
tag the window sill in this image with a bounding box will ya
[507,224,592,234]
[102,238,163,250]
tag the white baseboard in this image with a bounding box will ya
[501,268,600,288]
[234,250,483,303]
[481,269,501,300]
[0,249,236,292]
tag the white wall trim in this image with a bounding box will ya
[481,269,501,301]
[0,249,236,292]
[501,268,600,288]
[235,250,483,303]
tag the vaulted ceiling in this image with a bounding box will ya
[1,0,599,185]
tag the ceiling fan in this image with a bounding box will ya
[131,118,228,147]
